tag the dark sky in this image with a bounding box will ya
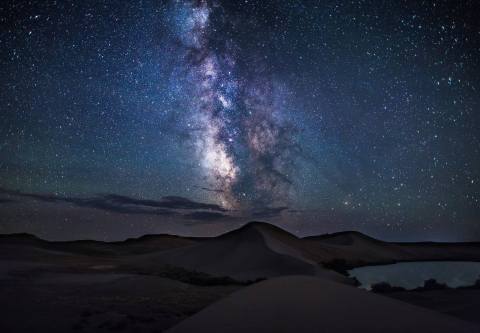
[0,0,479,241]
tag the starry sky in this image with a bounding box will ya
[0,0,479,241]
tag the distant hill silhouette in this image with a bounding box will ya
[2,221,480,274]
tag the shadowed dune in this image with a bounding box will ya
[2,222,480,276]
[134,222,349,283]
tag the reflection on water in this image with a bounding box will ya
[348,261,480,290]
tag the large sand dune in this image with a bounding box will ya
[130,222,480,282]
[135,222,350,283]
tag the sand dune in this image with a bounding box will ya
[166,276,479,333]
[135,222,343,281]
[299,230,480,268]
[133,222,480,282]
[0,232,197,258]
[2,223,480,332]
[2,222,480,282]
[128,222,351,284]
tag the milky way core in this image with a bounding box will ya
[172,0,297,210]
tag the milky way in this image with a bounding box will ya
[1,0,479,241]
[172,0,297,210]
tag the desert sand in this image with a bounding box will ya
[166,275,479,333]
[1,222,480,332]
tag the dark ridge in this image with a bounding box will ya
[0,233,43,241]
[394,240,480,246]
[119,233,201,243]
[0,227,373,245]
[2,222,480,246]
[0,232,203,244]
[303,230,383,245]
[219,221,298,239]
[307,230,480,246]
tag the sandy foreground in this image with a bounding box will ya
[0,260,240,332]
[167,275,479,333]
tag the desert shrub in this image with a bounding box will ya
[121,263,265,286]
[414,279,448,291]
[155,265,264,286]
[370,282,406,293]
[350,276,361,287]
[473,278,480,288]
[323,259,351,275]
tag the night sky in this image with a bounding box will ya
[1,0,479,241]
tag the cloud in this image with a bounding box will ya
[184,211,229,221]
[0,187,63,203]
[250,206,289,218]
[75,197,178,216]
[159,196,227,211]
[194,185,225,193]
[0,187,228,219]
[101,194,226,211]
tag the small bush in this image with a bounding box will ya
[414,279,448,291]
[129,264,265,286]
[370,282,406,293]
[323,259,351,275]
[473,278,480,288]
[160,265,264,286]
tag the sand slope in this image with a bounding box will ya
[137,223,314,279]
[3,222,480,284]
[134,223,480,282]
[0,232,197,258]
[166,276,479,333]
[136,222,351,283]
